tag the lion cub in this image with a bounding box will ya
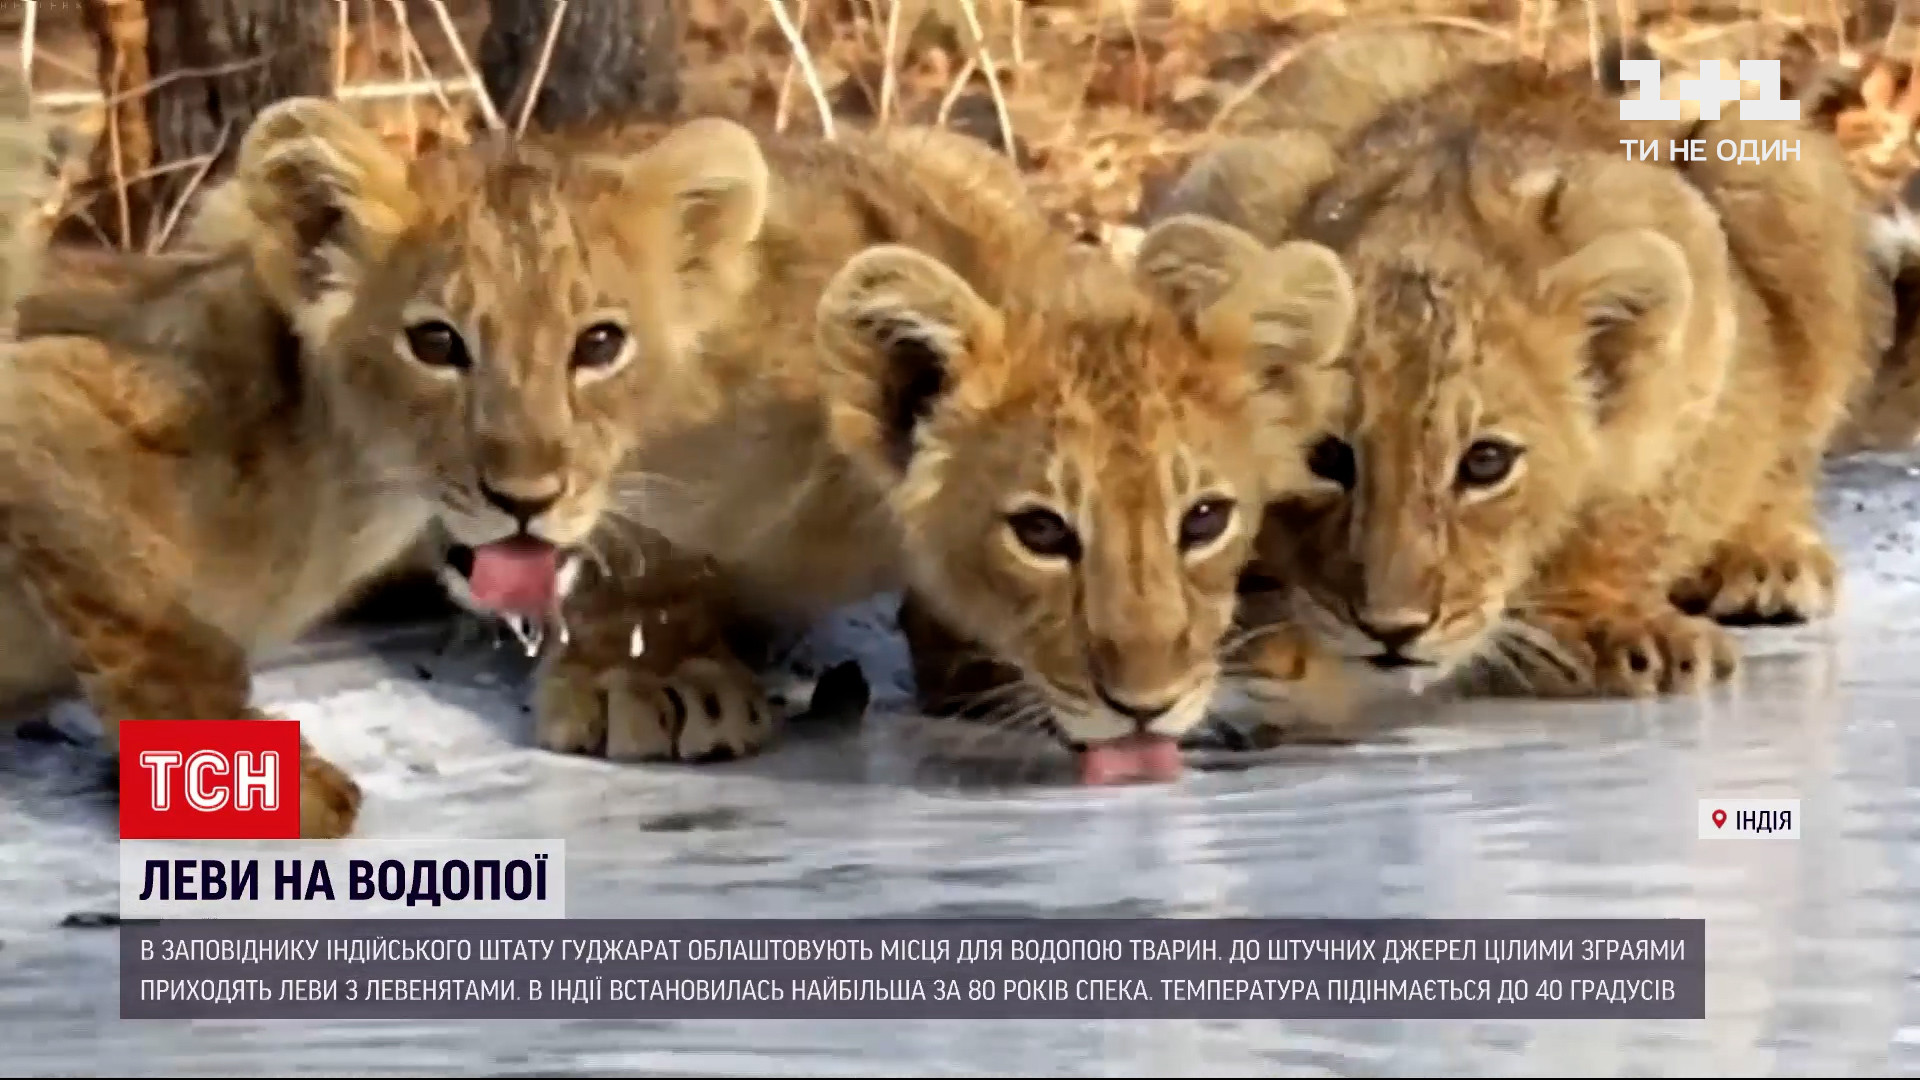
[1159,36,1879,699]
[3,93,855,835]
[517,121,1359,782]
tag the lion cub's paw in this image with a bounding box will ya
[1671,532,1839,627]
[1228,623,1358,736]
[536,651,777,764]
[299,744,363,840]
[1233,623,1317,684]
[1520,605,1739,698]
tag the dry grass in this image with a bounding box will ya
[7,0,1920,250]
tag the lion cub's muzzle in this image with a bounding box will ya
[436,475,594,620]
[1054,660,1216,788]
[439,541,587,620]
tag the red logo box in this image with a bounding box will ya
[119,720,302,840]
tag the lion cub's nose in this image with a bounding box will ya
[1354,612,1433,652]
[1095,685,1176,727]
[479,478,563,525]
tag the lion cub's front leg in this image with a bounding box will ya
[6,512,361,838]
[534,536,775,764]
[1669,458,1840,627]
[1509,503,1738,698]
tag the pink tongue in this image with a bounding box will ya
[467,538,560,616]
[1078,734,1184,785]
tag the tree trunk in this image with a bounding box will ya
[479,0,683,134]
[76,0,154,250]
[141,0,325,247]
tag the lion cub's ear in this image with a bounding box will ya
[233,97,416,346]
[1539,227,1694,488]
[1135,214,1355,391]
[1541,227,1692,388]
[816,244,1004,481]
[617,117,770,323]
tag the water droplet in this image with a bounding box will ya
[506,615,545,657]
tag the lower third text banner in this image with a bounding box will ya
[120,917,1704,1021]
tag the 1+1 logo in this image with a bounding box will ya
[1616,58,1802,164]
[118,719,303,840]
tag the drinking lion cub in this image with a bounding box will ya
[491,119,1361,781]
[1159,35,1878,698]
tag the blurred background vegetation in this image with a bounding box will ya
[2,0,1915,255]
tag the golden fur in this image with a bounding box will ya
[0,95,836,836]
[521,117,1361,761]
[1158,28,1880,699]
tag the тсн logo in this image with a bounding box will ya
[118,719,302,840]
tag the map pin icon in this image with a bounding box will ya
[1712,809,1727,829]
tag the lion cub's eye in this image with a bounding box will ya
[571,322,629,371]
[1178,498,1236,551]
[1457,439,1522,488]
[1306,435,1357,490]
[404,320,470,370]
[1006,508,1081,562]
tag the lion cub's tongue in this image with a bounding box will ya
[1078,734,1184,785]
[467,537,560,617]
